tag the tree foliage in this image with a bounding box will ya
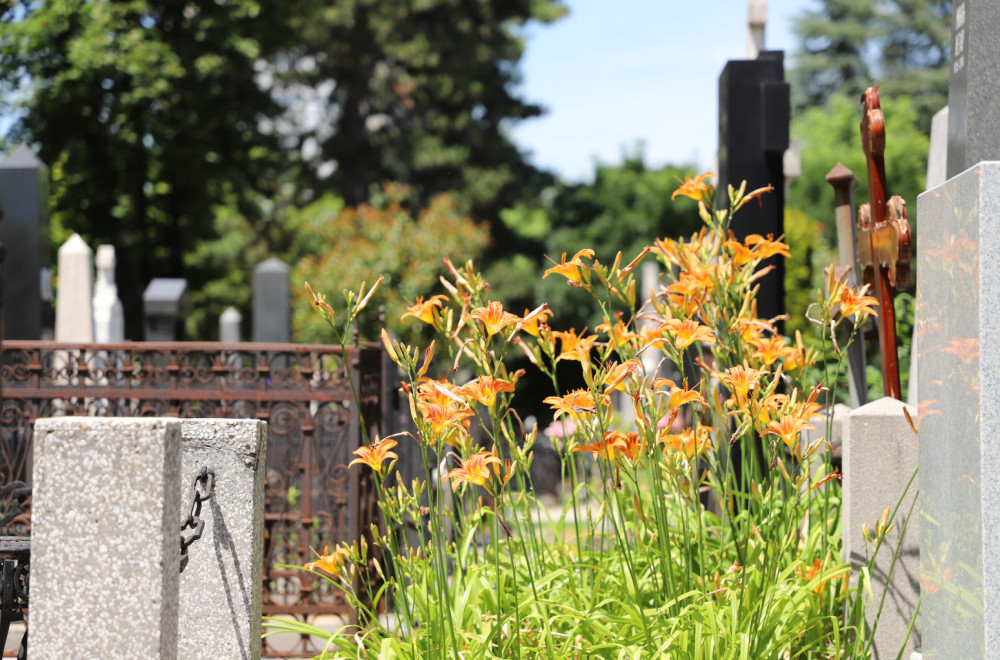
[1,0,291,337]
[792,0,951,132]
[292,186,490,345]
[1,0,565,339]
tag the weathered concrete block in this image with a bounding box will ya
[31,417,182,659]
[843,397,920,659]
[177,419,267,660]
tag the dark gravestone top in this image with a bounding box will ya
[0,146,49,340]
[717,50,789,325]
[946,1,1000,178]
[143,278,189,341]
[253,257,290,343]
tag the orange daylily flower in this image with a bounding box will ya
[666,270,715,299]
[602,359,642,393]
[659,426,713,462]
[519,306,553,337]
[573,430,641,464]
[718,364,764,410]
[666,383,705,410]
[763,415,815,455]
[661,318,717,350]
[401,295,449,325]
[596,312,637,347]
[416,377,466,407]
[543,389,600,420]
[348,437,399,474]
[442,451,502,492]
[750,335,794,366]
[304,544,352,578]
[554,328,598,363]
[461,375,515,409]
[469,301,522,337]
[543,249,595,285]
[671,172,714,201]
[832,283,879,322]
[416,402,473,441]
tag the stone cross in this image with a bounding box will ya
[54,233,94,342]
[946,1,1000,178]
[747,0,766,59]
[857,87,911,400]
[93,245,125,343]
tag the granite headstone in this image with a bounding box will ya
[0,146,49,339]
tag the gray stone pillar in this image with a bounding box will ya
[253,257,290,343]
[31,417,182,659]
[177,419,267,660]
[917,162,1000,657]
[842,397,920,658]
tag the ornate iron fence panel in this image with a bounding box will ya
[0,340,381,657]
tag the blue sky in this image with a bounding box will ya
[510,0,815,181]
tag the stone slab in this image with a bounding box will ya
[252,257,291,343]
[916,161,1000,657]
[31,417,182,659]
[177,419,267,660]
[843,396,920,659]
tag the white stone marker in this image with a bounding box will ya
[177,419,267,660]
[842,397,920,658]
[31,417,182,659]
[219,306,243,343]
[54,233,94,342]
[93,244,125,343]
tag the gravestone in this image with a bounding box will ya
[93,245,124,343]
[31,417,183,658]
[177,419,266,660]
[717,51,789,325]
[54,233,94,342]
[916,161,1000,657]
[219,306,242,343]
[144,278,190,341]
[842,398,920,658]
[946,1,1000,178]
[253,257,291,343]
[0,146,49,339]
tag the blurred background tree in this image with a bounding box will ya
[1,0,565,339]
[792,0,951,133]
[0,0,292,337]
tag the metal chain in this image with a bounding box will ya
[179,466,214,573]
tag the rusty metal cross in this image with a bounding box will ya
[857,86,912,400]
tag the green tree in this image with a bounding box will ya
[272,0,565,214]
[1,0,291,338]
[792,0,951,132]
[291,186,490,345]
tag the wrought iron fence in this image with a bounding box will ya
[0,340,381,658]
